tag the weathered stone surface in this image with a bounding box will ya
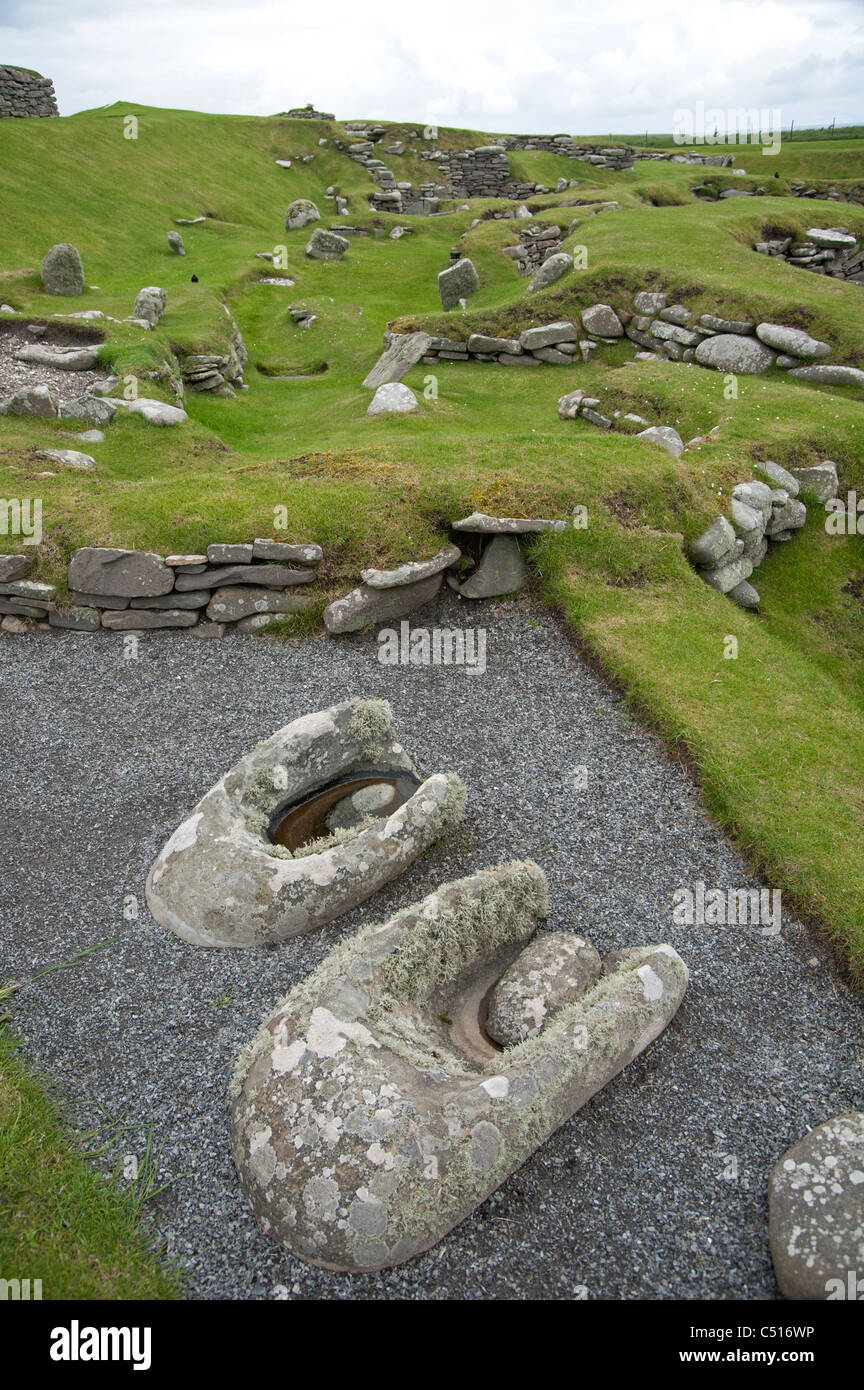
[557,389,585,419]
[133,286,166,327]
[453,512,566,534]
[146,698,465,947]
[633,291,667,315]
[41,243,84,296]
[687,515,737,567]
[0,384,59,417]
[189,620,226,639]
[789,461,839,502]
[205,587,315,623]
[306,228,349,260]
[581,303,623,337]
[459,535,525,598]
[102,608,198,629]
[363,333,432,390]
[528,252,573,292]
[487,931,603,1045]
[699,313,754,334]
[520,321,578,350]
[230,861,688,1271]
[498,352,539,366]
[121,397,187,426]
[532,347,574,364]
[699,557,749,594]
[285,199,320,231]
[69,591,130,609]
[36,448,95,471]
[0,579,55,602]
[207,543,253,565]
[727,579,761,608]
[175,564,315,591]
[806,228,858,250]
[766,499,807,537]
[636,425,684,458]
[755,323,831,359]
[48,604,100,631]
[753,460,800,496]
[0,554,33,582]
[367,382,418,416]
[438,258,480,310]
[694,334,775,374]
[361,545,461,590]
[58,395,117,426]
[129,590,211,610]
[659,304,691,326]
[167,230,185,255]
[324,573,442,633]
[467,333,521,356]
[15,344,99,371]
[166,554,208,567]
[252,539,323,565]
[732,481,774,521]
[68,547,175,598]
[788,364,864,390]
[769,1112,864,1300]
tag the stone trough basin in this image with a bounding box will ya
[145,698,465,947]
[230,861,689,1271]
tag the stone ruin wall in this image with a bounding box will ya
[0,66,58,118]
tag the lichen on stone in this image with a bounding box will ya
[347,697,394,754]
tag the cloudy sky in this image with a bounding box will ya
[1,0,862,134]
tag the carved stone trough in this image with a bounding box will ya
[230,861,689,1270]
[145,699,465,947]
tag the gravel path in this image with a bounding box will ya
[1,590,861,1300]
[0,323,110,401]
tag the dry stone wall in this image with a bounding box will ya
[0,66,58,118]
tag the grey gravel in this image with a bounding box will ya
[0,590,862,1301]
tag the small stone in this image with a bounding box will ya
[285,199,320,231]
[206,543,253,565]
[323,573,442,633]
[487,932,603,1046]
[167,230,186,255]
[528,253,573,292]
[48,604,100,631]
[687,515,737,567]
[753,460,800,496]
[755,323,831,359]
[133,286,166,327]
[789,461,839,502]
[459,535,525,598]
[252,539,323,565]
[581,304,623,337]
[557,390,585,419]
[636,425,684,458]
[727,579,761,608]
[306,228,349,260]
[35,449,95,471]
[361,545,461,589]
[633,291,667,314]
[453,512,566,534]
[0,554,33,582]
[205,587,315,623]
[367,383,418,416]
[101,609,198,630]
[520,322,578,350]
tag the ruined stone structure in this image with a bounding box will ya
[0,66,58,118]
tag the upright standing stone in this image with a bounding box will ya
[438,258,480,310]
[41,243,84,297]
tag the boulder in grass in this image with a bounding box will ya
[788,461,839,502]
[636,425,684,458]
[285,199,320,231]
[41,243,84,297]
[167,230,186,255]
[362,332,432,390]
[687,515,737,567]
[528,253,573,292]
[788,364,864,391]
[133,286,167,327]
[459,535,526,598]
[438,258,479,311]
[367,382,418,416]
[0,384,59,418]
[306,228,348,261]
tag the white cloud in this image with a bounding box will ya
[0,0,861,133]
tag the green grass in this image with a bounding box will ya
[0,1022,180,1299]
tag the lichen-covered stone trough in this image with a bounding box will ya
[230,861,688,1271]
[146,698,465,947]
